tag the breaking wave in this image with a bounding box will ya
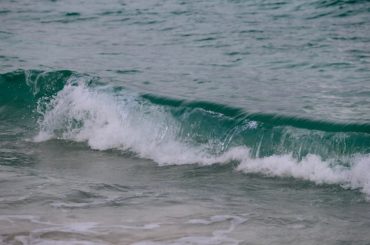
[1,70,370,196]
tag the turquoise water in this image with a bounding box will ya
[1,0,370,244]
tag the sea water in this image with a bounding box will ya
[1,0,370,244]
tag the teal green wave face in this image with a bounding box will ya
[142,93,370,158]
[0,70,74,124]
[0,70,73,106]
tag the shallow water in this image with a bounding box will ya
[1,0,370,244]
[1,140,370,244]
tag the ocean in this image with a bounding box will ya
[1,0,370,244]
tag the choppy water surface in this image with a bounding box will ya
[1,0,370,244]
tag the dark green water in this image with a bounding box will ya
[1,0,370,244]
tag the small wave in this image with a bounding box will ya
[299,0,370,19]
[314,0,370,8]
[29,76,370,197]
[2,70,369,197]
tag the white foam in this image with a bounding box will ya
[34,81,370,197]
[32,240,105,245]
[237,153,370,196]
[34,81,247,166]
[0,214,52,226]
[187,215,246,226]
[132,215,245,245]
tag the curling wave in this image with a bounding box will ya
[1,70,370,196]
